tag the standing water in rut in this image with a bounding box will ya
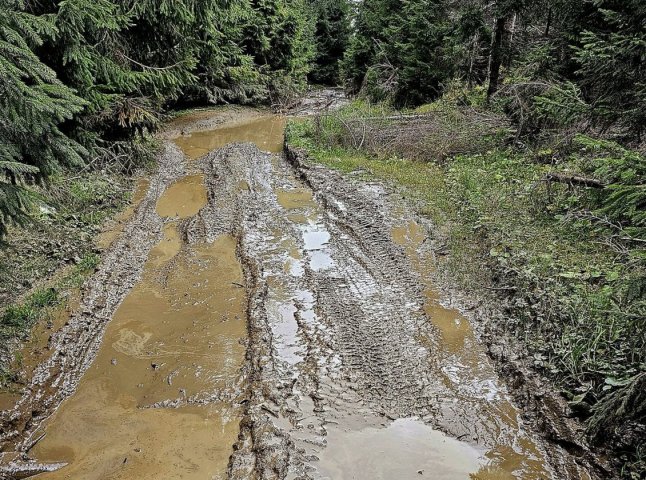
[5,110,591,479]
[30,131,247,478]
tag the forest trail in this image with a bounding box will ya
[1,107,594,479]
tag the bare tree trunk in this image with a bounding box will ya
[487,16,507,101]
[545,7,552,36]
[509,13,517,44]
[467,32,479,86]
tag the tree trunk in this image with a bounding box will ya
[543,173,606,189]
[487,16,507,102]
[467,32,479,86]
[545,7,552,36]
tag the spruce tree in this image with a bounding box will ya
[0,0,86,235]
[342,0,453,105]
[573,0,646,138]
[36,0,199,138]
[308,0,350,85]
[243,0,314,99]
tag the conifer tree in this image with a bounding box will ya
[342,0,453,105]
[0,0,87,235]
[242,0,314,103]
[190,0,266,104]
[36,0,199,138]
[573,0,646,138]
[308,0,350,85]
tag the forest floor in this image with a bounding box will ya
[0,95,610,479]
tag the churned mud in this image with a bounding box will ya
[0,108,599,479]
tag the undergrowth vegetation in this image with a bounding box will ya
[0,159,144,320]
[286,95,646,476]
[0,252,99,387]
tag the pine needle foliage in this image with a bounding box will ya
[0,0,87,235]
[308,0,350,85]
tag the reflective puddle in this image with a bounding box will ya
[318,418,484,480]
[391,218,548,478]
[173,116,286,159]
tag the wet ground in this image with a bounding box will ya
[0,107,596,479]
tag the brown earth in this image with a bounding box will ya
[0,105,604,479]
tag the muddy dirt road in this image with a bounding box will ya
[0,108,596,479]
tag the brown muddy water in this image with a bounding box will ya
[26,115,272,479]
[2,110,592,479]
[172,116,286,159]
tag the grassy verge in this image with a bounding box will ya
[0,253,99,386]
[286,103,645,477]
[0,138,158,386]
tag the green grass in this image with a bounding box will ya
[0,252,98,339]
[0,251,100,387]
[0,288,59,369]
[287,110,645,475]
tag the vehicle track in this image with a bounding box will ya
[0,111,600,479]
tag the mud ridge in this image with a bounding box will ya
[194,145,302,479]
[285,144,608,479]
[0,144,186,476]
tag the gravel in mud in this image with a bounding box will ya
[0,111,601,479]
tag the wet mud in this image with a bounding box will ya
[96,178,150,250]
[1,107,599,479]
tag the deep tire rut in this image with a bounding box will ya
[1,132,600,479]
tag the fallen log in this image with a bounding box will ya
[543,173,606,188]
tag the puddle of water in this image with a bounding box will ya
[308,250,334,271]
[301,224,335,272]
[276,187,316,210]
[173,116,286,159]
[32,183,246,479]
[303,229,330,250]
[266,292,304,368]
[2,178,147,408]
[317,418,485,480]
[97,178,150,250]
[391,219,548,478]
[276,185,335,273]
[155,174,207,218]
[148,222,182,266]
[237,180,250,192]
